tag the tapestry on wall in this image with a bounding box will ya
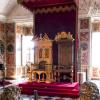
[79,18,90,70]
[0,22,6,64]
[5,23,16,78]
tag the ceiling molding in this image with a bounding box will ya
[0,0,100,22]
[0,15,7,22]
[7,5,33,23]
[79,0,100,18]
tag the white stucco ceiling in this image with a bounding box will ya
[79,0,100,18]
[0,0,100,21]
[0,0,17,21]
[0,0,33,23]
[0,0,17,15]
[7,5,33,23]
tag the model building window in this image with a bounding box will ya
[39,49,43,58]
[45,48,49,58]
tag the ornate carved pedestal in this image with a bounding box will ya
[28,70,53,83]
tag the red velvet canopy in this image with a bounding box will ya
[17,0,78,11]
[17,0,79,82]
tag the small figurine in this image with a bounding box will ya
[39,34,43,40]
[61,31,67,39]
[43,33,49,40]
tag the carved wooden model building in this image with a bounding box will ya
[28,33,53,82]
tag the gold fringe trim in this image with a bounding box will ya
[34,5,76,14]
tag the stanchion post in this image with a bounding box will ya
[34,90,38,100]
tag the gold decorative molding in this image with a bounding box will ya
[55,32,74,41]
[33,33,53,48]
[33,33,51,41]
[34,5,76,14]
[16,25,33,35]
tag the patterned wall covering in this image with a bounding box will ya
[92,22,100,32]
[0,22,6,64]
[0,22,15,78]
[90,67,100,79]
[79,18,90,71]
[0,22,5,34]
[16,25,33,35]
[5,23,16,78]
